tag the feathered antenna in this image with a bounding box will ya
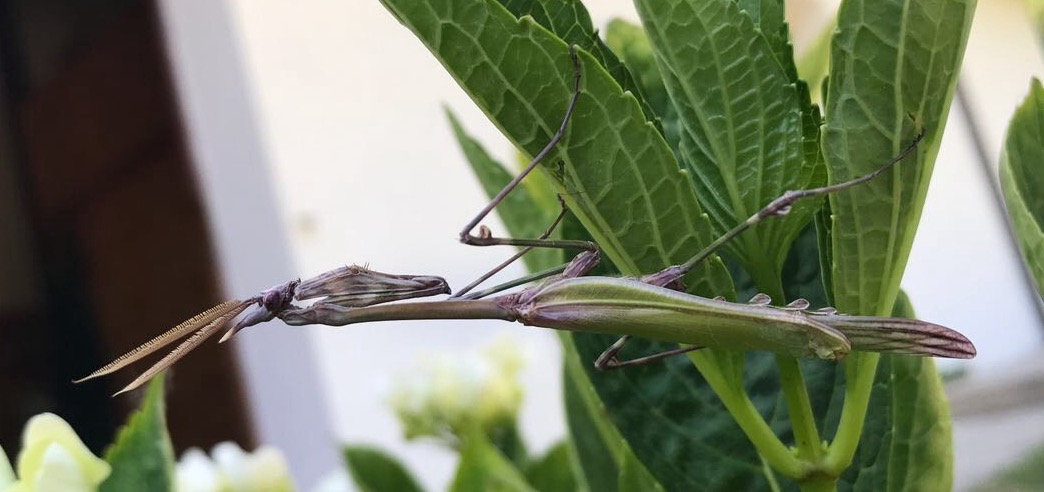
[112,301,253,395]
[74,300,250,388]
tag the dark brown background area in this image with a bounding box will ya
[0,0,254,454]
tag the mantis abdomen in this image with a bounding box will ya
[506,277,975,360]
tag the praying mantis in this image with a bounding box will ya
[76,48,975,397]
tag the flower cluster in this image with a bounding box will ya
[0,413,294,492]
[175,442,294,492]
[387,336,525,445]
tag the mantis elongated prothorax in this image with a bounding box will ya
[79,46,975,397]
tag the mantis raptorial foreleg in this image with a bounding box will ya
[450,43,927,370]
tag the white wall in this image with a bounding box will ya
[157,1,339,487]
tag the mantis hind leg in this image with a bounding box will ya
[593,335,705,371]
[600,130,926,369]
[648,126,927,288]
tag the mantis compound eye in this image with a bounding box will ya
[260,280,299,312]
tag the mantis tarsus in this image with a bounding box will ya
[77,47,975,397]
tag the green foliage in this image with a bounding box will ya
[616,451,664,492]
[100,375,176,492]
[379,0,734,299]
[383,0,975,489]
[972,440,1044,492]
[1001,78,1044,296]
[635,0,819,291]
[344,446,426,492]
[522,442,581,492]
[562,338,621,492]
[817,0,975,484]
[450,433,537,492]
[824,0,974,318]
[836,291,954,490]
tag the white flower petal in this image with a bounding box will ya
[310,470,349,492]
[210,442,293,492]
[13,413,110,491]
[241,447,294,492]
[175,448,226,492]
[29,444,92,492]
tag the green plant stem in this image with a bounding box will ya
[759,455,783,492]
[751,268,823,464]
[690,352,806,478]
[776,355,822,461]
[823,352,880,473]
[798,475,837,492]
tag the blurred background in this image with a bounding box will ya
[0,0,1041,490]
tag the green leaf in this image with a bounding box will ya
[634,0,819,292]
[446,108,560,272]
[576,4,833,488]
[100,375,175,492]
[451,433,537,492]
[836,291,955,490]
[972,440,1044,491]
[344,446,425,492]
[379,0,734,298]
[617,450,664,492]
[562,215,777,490]
[824,0,976,317]
[547,13,824,485]
[738,0,826,199]
[735,0,788,61]
[603,19,672,121]
[496,0,659,127]
[561,216,775,491]
[780,224,830,306]
[562,335,620,492]
[434,10,699,487]
[1001,78,1044,296]
[574,337,789,490]
[522,441,581,492]
[603,19,683,161]
[820,0,973,483]
[564,331,668,492]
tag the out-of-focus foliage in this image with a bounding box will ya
[1001,78,1044,296]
